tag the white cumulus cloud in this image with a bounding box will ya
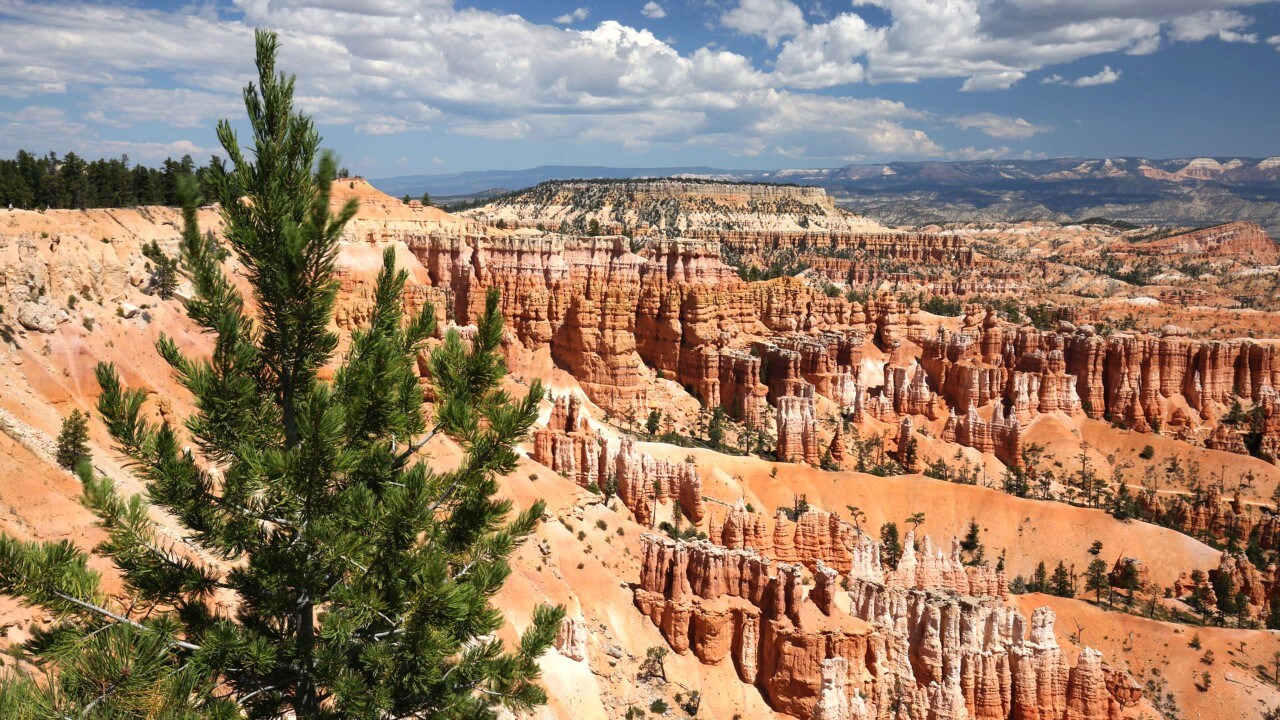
[1072,66,1122,87]
[1042,66,1123,87]
[554,7,590,24]
[1168,10,1258,43]
[722,0,808,48]
[641,2,666,20]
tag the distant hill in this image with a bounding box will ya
[371,165,733,198]
[372,156,1280,234]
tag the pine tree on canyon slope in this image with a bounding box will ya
[0,29,562,719]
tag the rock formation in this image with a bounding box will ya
[531,396,703,526]
[636,533,1136,719]
[777,385,821,465]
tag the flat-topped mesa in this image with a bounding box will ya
[696,229,976,268]
[636,534,1136,720]
[530,397,703,525]
[459,178,885,238]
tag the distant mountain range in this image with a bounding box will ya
[372,157,1280,234]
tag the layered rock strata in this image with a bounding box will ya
[406,228,1280,466]
[531,396,703,525]
[636,533,1135,719]
[777,386,821,464]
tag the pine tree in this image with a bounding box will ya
[55,408,91,470]
[960,518,985,566]
[1032,561,1048,593]
[1050,561,1074,598]
[646,408,662,435]
[1086,558,1110,606]
[880,522,902,570]
[0,30,562,718]
[142,239,180,299]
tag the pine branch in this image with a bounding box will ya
[49,592,199,651]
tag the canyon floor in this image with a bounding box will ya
[3,178,1280,719]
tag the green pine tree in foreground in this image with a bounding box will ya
[0,29,562,718]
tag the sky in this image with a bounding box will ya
[0,0,1278,176]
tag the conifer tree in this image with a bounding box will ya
[1031,561,1049,593]
[1050,560,1074,597]
[55,408,91,470]
[959,518,985,566]
[0,30,562,718]
[1086,558,1110,606]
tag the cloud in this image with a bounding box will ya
[722,0,808,48]
[0,0,1257,167]
[0,1,956,162]
[1168,10,1258,43]
[0,105,214,161]
[961,72,1026,92]
[641,2,666,20]
[952,113,1051,139]
[1042,67,1123,87]
[554,7,590,24]
[720,0,1264,91]
[1071,66,1122,87]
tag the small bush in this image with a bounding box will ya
[595,520,608,531]
[649,699,668,714]
[1139,445,1155,460]
[81,317,95,332]
[577,530,586,542]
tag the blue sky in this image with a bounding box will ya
[0,0,1278,175]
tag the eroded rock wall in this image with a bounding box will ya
[636,533,1135,720]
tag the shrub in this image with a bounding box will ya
[1139,445,1155,460]
[649,699,668,714]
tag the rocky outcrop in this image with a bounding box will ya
[777,386,821,465]
[615,437,704,526]
[554,616,588,662]
[1126,221,1280,262]
[919,311,1280,459]
[942,402,1024,467]
[886,532,1007,598]
[532,395,607,488]
[1205,551,1279,614]
[636,534,1135,719]
[531,397,703,526]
